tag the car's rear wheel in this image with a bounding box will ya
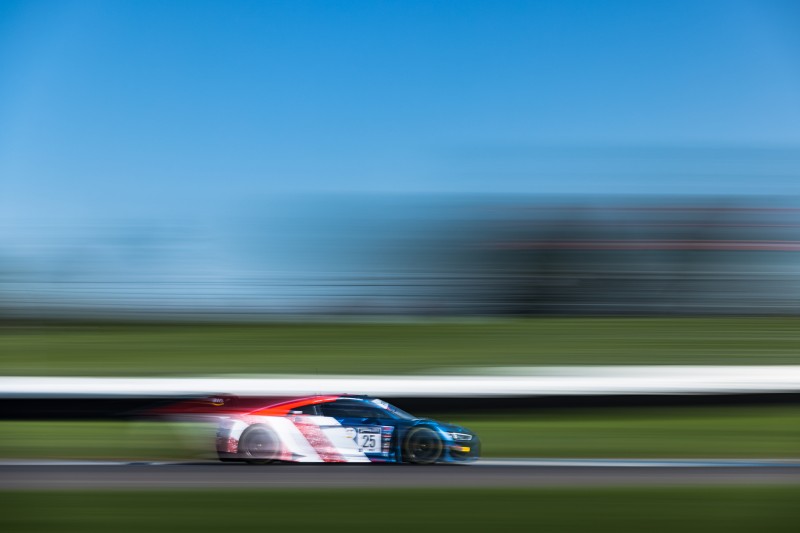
[239,425,280,464]
[403,427,443,464]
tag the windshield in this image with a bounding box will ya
[372,398,416,420]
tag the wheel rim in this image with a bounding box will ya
[408,430,442,463]
[243,429,277,460]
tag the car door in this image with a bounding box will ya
[320,399,396,460]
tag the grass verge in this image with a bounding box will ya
[2,488,799,532]
[3,318,800,375]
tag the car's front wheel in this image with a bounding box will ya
[239,425,280,464]
[403,427,443,464]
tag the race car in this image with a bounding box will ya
[212,395,480,464]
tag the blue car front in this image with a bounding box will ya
[360,397,481,464]
[432,421,481,463]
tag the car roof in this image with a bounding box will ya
[248,394,382,416]
[248,395,342,416]
[155,394,376,417]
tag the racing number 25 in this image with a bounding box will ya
[357,429,381,452]
[361,434,377,448]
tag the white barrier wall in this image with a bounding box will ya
[2,366,800,397]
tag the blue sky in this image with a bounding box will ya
[2,0,800,312]
[1,0,800,220]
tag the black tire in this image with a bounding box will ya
[403,427,443,464]
[239,425,280,464]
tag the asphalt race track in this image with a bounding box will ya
[2,459,800,489]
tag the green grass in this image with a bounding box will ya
[2,488,799,532]
[3,318,800,375]
[2,406,798,460]
[467,406,800,458]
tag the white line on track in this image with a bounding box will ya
[475,458,800,468]
[2,458,800,468]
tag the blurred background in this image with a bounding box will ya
[1,1,800,530]
[2,1,800,320]
[6,192,800,318]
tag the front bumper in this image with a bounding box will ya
[444,436,481,462]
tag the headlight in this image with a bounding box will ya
[445,432,473,442]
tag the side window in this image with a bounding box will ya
[359,406,391,419]
[320,401,354,418]
[321,400,390,419]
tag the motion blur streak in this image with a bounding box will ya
[3,196,800,318]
